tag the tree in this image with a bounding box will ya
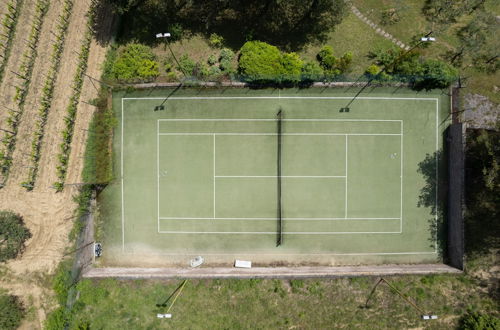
[422,0,485,24]
[413,59,458,90]
[238,41,285,83]
[280,52,303,83]
[317,46,352,76]
[456,11,499,73]
[112,0,347,50]
[460,311,500,330]
[0,294,24,330]
[110,43,159,82]
[0,211,31,262]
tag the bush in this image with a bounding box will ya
[301,61,323,82]
[111,43,159,82]
[0,294,24,330]
[460,311,500,330]
[209,33,224,48]
[0,211,31,262]
[177,54,196,76]
[207,54,217,66]
[238,41,307,84]
[317,46,352,76]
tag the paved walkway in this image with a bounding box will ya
[349,3,411,51]
[84,264,461,279]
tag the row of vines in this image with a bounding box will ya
[0,0,49,187]
[0,0,23,83]
[53,3,97,192]
[21,0,74,190]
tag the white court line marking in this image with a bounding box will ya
[122,251,437,256]
[123,96,440,256]
[215,175,346,178]
[345,135,348,219]
[159,118,403,122]
[400,121,403,233]
[213,134,216,219]
[159,133,402,136]
[159,231,401,235]
[121,99,125,252]
[157,120,160,234]
[160,217,400,220]
[125,96,438,101]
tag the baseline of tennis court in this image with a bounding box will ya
[98,87,450,266]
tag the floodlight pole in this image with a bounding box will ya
[156,32,187,77]
[365,277,438,320]
[342,31,434,110]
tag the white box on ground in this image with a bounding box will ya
[234,260,252,268]
[157,314,172,319]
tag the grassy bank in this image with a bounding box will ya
[55,269,499,329]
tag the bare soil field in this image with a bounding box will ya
[0,0,112,328]
[7,0,64,186]
[0,0,34,124]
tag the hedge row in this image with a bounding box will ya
[21,0,74,190]
[0,0,49,187]
[0,0,23,84]
[53,4,96,192]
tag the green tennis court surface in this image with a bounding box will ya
[100,87,450,266]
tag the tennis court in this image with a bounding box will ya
[99,87,450,266]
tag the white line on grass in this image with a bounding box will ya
[158,118,403,122]
[159,217,400,221]
[158,231,401,235]
[400,121,403,233]
[158,133,403,136]
[157,120,160,234]
[124,96,439,101]
[345,135,348,219]
[213,134,216,219]
[214,175,346,178]
[121,98,125,252]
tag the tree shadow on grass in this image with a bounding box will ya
[114,0,348,52]
[417,150,447,259]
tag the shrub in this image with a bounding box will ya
[177,54,196,76]
[209,33,224,48]
[207,54,217,65]
[238,41,283,82]
[111,43,159,82]
[380,8,400,25]
[301,61,323,81]
[460,311,500,330]
[0,211,31,262]
[317,46,352,76]
[0,294,24,330]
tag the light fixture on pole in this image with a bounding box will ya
[155,32,186,77]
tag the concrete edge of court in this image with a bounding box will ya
[129,81,412,89]
[82,264,461,279]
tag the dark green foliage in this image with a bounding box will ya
[177,54,196,76]
[422,0,485,24]
[316,46,352,76]
[0,211,31,262]
[113,0,347,50]
[455,11,499,73]
[460,311,500,330]
[465,129,500,256]
[44,306,68,330]
[238,41,303,84]
[111,43,159,82]
[0,294,24,330]
[301,61,323,82]
[367,46,458,89]
[82,89,116,185]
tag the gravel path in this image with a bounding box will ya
[348,2,410,51]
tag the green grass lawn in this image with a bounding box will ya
[66,269,498,329]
